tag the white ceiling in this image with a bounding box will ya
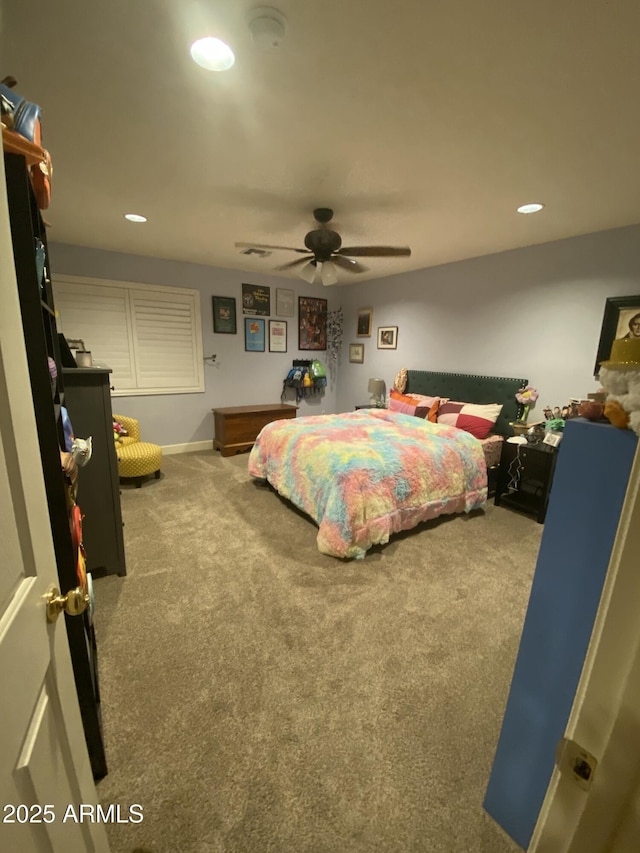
[2,0,640,283]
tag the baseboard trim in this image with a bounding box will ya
[161,440,211,456]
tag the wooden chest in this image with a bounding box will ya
[212,403,297,457]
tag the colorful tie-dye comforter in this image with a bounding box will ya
[248,409,487,559]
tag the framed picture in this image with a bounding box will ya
[356,307,373,337]
[244,317,265,352]
[595,295,640,375]
[349,343,364,363]
[276,288,295,317]
[377,326,398,350]
[298,296,327,350]
[212,296,237,334]
[269,319,287,352]
[242,283,271,316]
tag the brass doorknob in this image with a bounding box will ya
[46,586,89,623]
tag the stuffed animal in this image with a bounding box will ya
[71,436,93,467]
[598,339,640,438]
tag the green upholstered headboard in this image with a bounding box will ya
[404,370,527,437]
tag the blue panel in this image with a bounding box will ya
[484,419,637,848]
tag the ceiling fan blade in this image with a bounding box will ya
[337,246,412,257]
[331,255,368,274]
[274,256,314,271]
[235,242,309,253]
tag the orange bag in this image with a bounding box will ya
[30,147,52,209]
[2,126,52,209]
[1,77,53,209]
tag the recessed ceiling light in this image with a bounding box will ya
[190,37,235,71]
[124,213,147,223]
[517,203,545,215]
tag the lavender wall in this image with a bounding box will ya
[335,225,640,415]
[51,224,640,446]
[49,244,341,446]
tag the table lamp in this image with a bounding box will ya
[368,378,385,407]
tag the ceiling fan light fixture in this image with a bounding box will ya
[190,37,235,71]
[320,260,338,286]
[298,260,317,284]
[517,202,544,215]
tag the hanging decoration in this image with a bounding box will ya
[327,307,344,363]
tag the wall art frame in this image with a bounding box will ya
[594,294,640,376]
[276,288,295,317]
[245,317,266,352]
[212,295,237,334]
[377,326,398,350]
[356,307,373,337]
[242,283,271,316]
[269,319,288,352]
[349,343,364,363]
[298,296,327,350]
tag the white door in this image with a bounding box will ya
[0,159,109,851]
[529,443,640,852]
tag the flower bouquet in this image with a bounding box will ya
[511,386,540,436]
[515,385,539,422]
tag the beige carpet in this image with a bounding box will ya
[94,450,541,853]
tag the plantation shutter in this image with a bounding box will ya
[52,276,204,396]
[53,279,136,389]
[129,290,202,390]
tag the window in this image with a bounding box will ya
[53,275,204,396]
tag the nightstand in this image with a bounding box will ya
[355,404,387,410]
[494,440,558,523]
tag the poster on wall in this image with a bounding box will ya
[276,288,295,317]
[298,296,327,350]
[269,320,287,352]
[212,296,237,334]
[356,307,373,337]
[245,317,266,351]
[242,283,271,316]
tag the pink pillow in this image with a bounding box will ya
[389,389,440,421]
[437,401,503,439]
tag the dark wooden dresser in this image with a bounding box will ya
[212,403,297,456]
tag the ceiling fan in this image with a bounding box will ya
[235,207,411,285]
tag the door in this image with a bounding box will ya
[529,442,640,852]
[0,159,109,851]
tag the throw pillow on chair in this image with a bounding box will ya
[112,414,162,488]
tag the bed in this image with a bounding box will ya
[248,370,527,559]
[403,370,527,493]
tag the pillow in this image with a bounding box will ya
[407,393,442,423]
[437,401,503,439]
[393,368,408,393]
[389,389,440,422]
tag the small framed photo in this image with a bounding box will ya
[212,296,237,334]
[276,288,295,317]
[269,319,287,352]
[349,343,364,363]
[377,326,398,350]
[356,307,373,337]
[244,317,265,352]
[594,294,640,376]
